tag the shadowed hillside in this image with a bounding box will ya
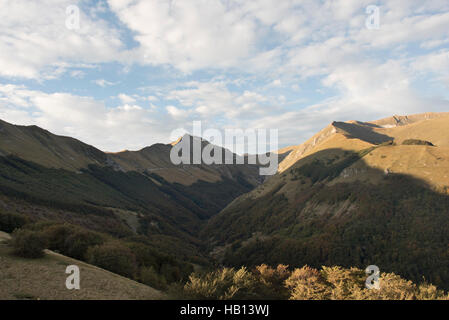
[109,135,263,186]
[0,119,108,171]
[0,119,264,262]
[202,146,449,290]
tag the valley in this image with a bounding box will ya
[1,112,449,297]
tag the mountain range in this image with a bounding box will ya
[0,119,262,261]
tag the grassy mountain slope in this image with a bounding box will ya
[0,119,108,171]
[108,136,261,187]
[377,115,449,147]
[202,112,449,290]
[275,112,449,189]
[0,231,164,300]
[0,119,262,187]
[0,119,262,258]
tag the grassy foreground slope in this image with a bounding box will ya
[0,232,164,300]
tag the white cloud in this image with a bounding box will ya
[420,38,449,49]
[270,79,282,87]
[146,96,158,102]
[94,79,117,87]
[1,0,449,150]
[166,105,186,119]
[246,59,449,147]
[0,0,124,79]
[70,70,85,79]
[108,0,257,72]
[167,81,277,121]
[412,50,449,75]
[118,93,136,104]
[411,50,449,89]
[2,0,448,80]
[354,10,449,49]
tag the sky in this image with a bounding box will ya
[0,0,448,152]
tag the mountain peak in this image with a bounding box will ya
[369,112,449,128]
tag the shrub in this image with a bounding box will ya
[140,266,167,290]
[64,230,104,260]
[402,139,434,146]
[254,264,291,299]
[183,267,261,300]
[285,265,329,300]
[160,263,183,283]
[34,223,105,261]
[416,283,448,300]
[126,242,159,268]
[43,224,75,252]
[22,220,57,231]
[180,264,448,300]
[87,241,137,278]
[286,266,449,300]
[126,241,194,284]
[11,229,47,259]
[0,212,28,233]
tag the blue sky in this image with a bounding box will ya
[0,0,448,151]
